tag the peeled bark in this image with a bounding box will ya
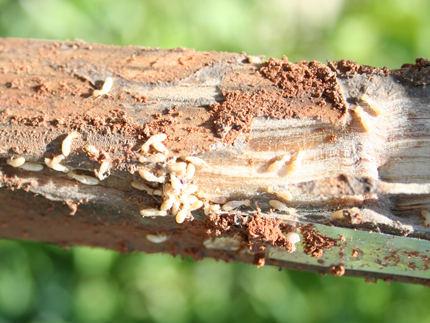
[1,38,430,284]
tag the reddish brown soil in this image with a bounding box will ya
[300,224,337,258]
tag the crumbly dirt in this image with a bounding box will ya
[391,57,430,87]
[329,263,345,277]
[211,56,348,144]
[300,224,337,258]
[205,213,296,254]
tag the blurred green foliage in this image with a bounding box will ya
[0,0,430,322]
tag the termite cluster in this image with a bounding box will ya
[134,133,253,224]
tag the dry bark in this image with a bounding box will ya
[1,38,430,284]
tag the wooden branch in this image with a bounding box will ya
[1,38,430,284]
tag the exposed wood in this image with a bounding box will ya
[1,38,430,284]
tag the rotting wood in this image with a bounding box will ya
[1,38,430,285]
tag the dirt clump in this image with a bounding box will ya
[300,224,337,258]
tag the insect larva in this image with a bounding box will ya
[190,200,203,211]
[18,162,43,171]
[285,232,300,252]
[331,207,361,224]
[167,162,187,173]
[187,195,198,205]
[141,134,167,154]
[45,155,69,173]
[285,232,300,244]
[85,145,99,156]
[97,161,110,180]
[139,153,167,163]
[153,190,163,196]
[276,191,293,201]
[286,150,305,176]
[176,207,189,224]
[139,169,165,183]
[7,157,26,167]
[152,142,169,154]
[197,192,227,204]
[170,175,182,190]
[146,233,168,243]
[140,208,167,217]
[67,171,100,185]
[171,201,180,216]
[183,184,198,196]
[266,154,290,173]
[269,200,296,215]
[352,106,371,132]
[185,163,196,179]
[421,210,430,227]
[221,199,251,211]
[160,198,174,211]
[184,156,209,168]
[131,181,154,195]
[93,76,113,97]
[360,94,382,116]
[62,131,80,157]
[247,56,263,64]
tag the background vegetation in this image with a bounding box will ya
[0,0,429,322]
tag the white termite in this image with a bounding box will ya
[45,155,69,173]
[62,131,80,157]
[152,142,169,154]
[266,154,290,173]
[146,233,168,243]
[197,192,227,204]
[286,150,305,176]
[285,232,300,252]
[190,200,203,211]
[276,191,293,201]
[97,161,110,180]
[167,162,187,173]
[176,207,189,224]
[187,195,198,205]
[352,106,371,132]
[85,145,99,156]
[160,198,174,211]
[421,210,430,227]
[18,162,43,171]
[140,208,167,217]
[184,156,209,168]
[183,184,198,196]
[67,171,100,185]
[93,77,113,97]
[131,181,154,195]
[139,169,165,183]
[139,153,167,163]
[141,134,167,154]
[269,200,296,214]
[7,157,26,167]
[360,94,382,116]
[285,232,300,244]
[222,199,251,211]
[153,189,163,196]
[185,163,196,179]
[171,201,180,216]
[170,175,182,190]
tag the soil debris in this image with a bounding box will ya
[300,224,337,258]
[329,263,345,277]
[211,56,347,144]
[205,214,296,254]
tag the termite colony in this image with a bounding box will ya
[134,133,256,224]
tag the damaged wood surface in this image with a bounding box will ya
[1,38,430,285]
